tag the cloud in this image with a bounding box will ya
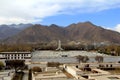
[115,24,120,33]
[0,0,120,24]
[106,24,120,33]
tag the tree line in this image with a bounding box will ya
[0,43,120,56]
[76,55,104,63]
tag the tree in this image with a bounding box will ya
[76,55,89,63]
[95,56,104,63]
[0,61,4,70]
[32,66,42,72]
[115,46,120,56]
[82,56,89,63]
[5,60,25,73]
[76,55,84,63]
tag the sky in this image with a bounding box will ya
[0,0,120,32]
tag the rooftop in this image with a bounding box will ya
[0,52,31,54]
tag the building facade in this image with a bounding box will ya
[0,52,31,60]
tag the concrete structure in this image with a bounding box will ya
[1,50,120,80]
[29,62,48,70]
[92,69,110,75]
[56,40,64,51]
[32,72,67,80]
[0,71,14,80]
[32,67,68,80]
[64,63,120,69]
[90,74,120,80]
[63,65,86,79]
[45,67,59,72]
[63,64,120,80]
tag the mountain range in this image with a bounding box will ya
[1,21,120,44]
[0,24,32,40]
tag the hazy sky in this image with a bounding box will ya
[0,0,120,32]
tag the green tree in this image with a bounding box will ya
[0,61,4,70]
[115,46,120,56]
[76,55,84,63]
[32,66,42,72]
[82,56,89,63]
[76,55,89,63]
[5,60,25,73]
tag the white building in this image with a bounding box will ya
[0,52,31,60]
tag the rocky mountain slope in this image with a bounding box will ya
[2,22,120,44]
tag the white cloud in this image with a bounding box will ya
[106,24,120,33]
[0,0,120,24]
[115,24,120,33]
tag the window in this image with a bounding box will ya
[21,57,24,59]
[22,54,24,56]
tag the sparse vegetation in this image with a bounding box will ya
[0,42,120,57]
[95,56,104,63]
[32,66,42,72]
[0,44,33,52]
[83,56,89,63]
[47,62,60,67]
[5,60,25,73]
[0,61,4,70]
[98,45,120,56]
[76,55,89,63]
[76,55,84,63]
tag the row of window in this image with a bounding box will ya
[2,54,29,57]
[6,56,26,59]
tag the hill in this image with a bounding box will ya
[0,24,32,40]
[3,22,120,44]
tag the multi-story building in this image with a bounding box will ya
[0,52,31,60]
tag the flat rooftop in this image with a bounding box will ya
[0,52,31,54]
[32,67,68,80]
